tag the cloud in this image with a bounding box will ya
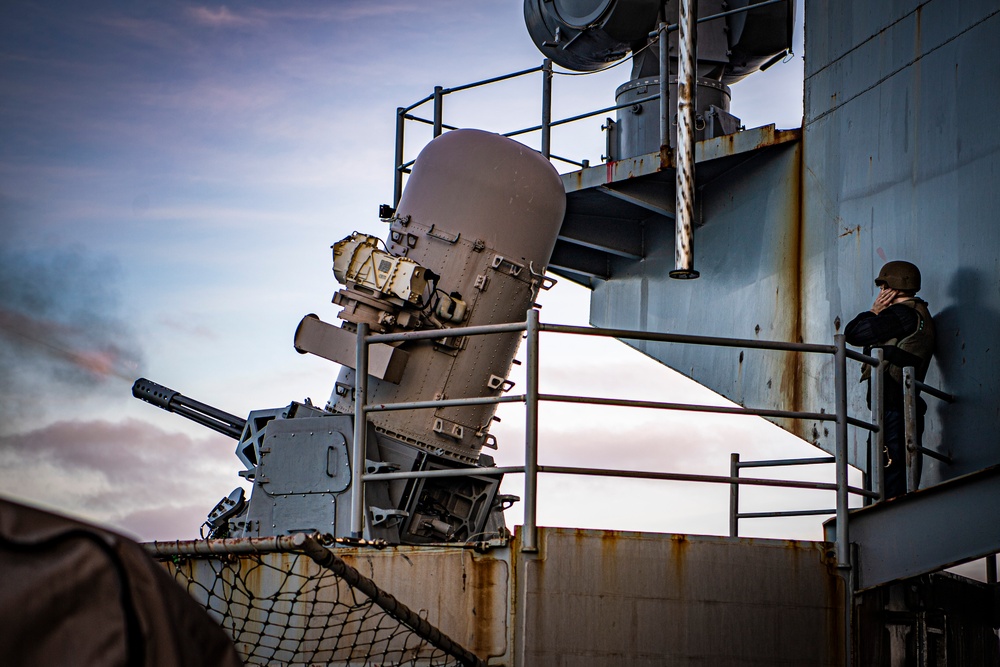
[0,247,145,430]
[0,418,242,541]
[187,6,260,28]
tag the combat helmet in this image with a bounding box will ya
[875,260,921,292]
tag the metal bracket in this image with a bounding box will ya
[427,224,460,244]
[491,254,524,276]
[370,507,408,527]
[365,459,400,475]
[494,494,520,511]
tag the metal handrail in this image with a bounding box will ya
[351,309,885,564]
[389,0,795,207]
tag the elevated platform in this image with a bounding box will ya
[826,465,1000,591]
[551,124,800,287]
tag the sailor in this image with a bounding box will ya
[844,260,935,500]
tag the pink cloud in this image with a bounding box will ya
[187,6,259,28]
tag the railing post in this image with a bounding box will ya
[433,86,443,138]
[873,349,885,501]
[670,0,700,280]
[351,322,370,538]
[394,107,405,208]
[658,22,668,150]
[834,334,850,569]
[541,59,552,159]
[523,309,540,552]
[903,366,919,493]
[729,452,740,537]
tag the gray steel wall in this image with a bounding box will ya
[515,528,843,666]
[589,0,1000,481]
[800,0,1000,479]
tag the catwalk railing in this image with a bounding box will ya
[728,350,956,537]
[351,309,901,569]
[389,0,791,207]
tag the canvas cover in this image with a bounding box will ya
[0,497,241,667]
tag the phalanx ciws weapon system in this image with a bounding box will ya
[134,130,567,544]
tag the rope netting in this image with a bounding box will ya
[152,535,484,667]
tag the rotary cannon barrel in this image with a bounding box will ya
[132,378,246,440]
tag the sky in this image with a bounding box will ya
[0,0,862,547]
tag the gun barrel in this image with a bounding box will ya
[132,378,246,440]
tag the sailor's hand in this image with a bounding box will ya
[871,288,898,314]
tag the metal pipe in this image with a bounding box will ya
[540,322,837,354]
[670,0,699,280]
[366,394,525,413]
[738,509,836,519]
[143,535,304,557]
[443,64,544,95]
[729,453,739,537]
[401,92,435,114]
[903,366,919,493]
[736,456,836,468]
[915,379,955,403]
[536,465,878,497]
[503,94,662,139]
[393,107,405,207]
[541,59,552,159]
[368,320,526,344]
[402,114,459,132]
[658,22,668,150]
[365,462,877,498]
[365,466,523,482]
[834,334,850,569]
[540,392,840,423]
[875,350,885,500]
[351,322,369,538]
[523,309,540,552]
[912,445,952,464]
[988,554,998,584]
[432,86,443,137]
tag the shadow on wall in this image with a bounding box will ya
[933,267,1000,477]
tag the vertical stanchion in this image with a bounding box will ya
[988,554,998,584]
[351,322,370,538]
[874,349,885,500]
[393,107,405,208]
[541,59,552,159]
[729,453,740,537]
[834,334,850,569]
[670,0,699,279]
[658,22,668,149]
[834,334,853,667]
[523,309,540,552]
[432,86,443,138]
[903,366,919,493]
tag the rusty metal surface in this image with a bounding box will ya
[158,527,847,666]
[797,0,1000,478]
[586,139,806,435]
[560,124,798,193]
[514,526,843,666]
[164,541,510,664]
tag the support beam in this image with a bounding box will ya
[825,465,1000,591]
[558,213,643,259]
[548,243,611,280]
[598,184,674,218]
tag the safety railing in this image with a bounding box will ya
[392,59,607,206]
[728,351,956,535]
[351,309,886,568]
[902,365,956,490]
[391,0,792,208]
